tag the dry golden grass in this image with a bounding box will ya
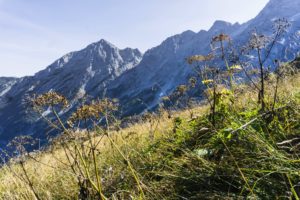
[0,72,299,200]
[0,101,209,200]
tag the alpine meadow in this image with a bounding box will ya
[0,0,300,199]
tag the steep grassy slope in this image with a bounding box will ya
[0,63,299,199]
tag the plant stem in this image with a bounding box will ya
[257,48,265,111]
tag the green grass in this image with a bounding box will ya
[0,72,300,199]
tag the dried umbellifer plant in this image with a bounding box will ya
[31,91,69,131]
[31,91,69,113]
[242,18,291,111]
[67,98,118,128]
[6,136,41,200]
[31,92,110,199]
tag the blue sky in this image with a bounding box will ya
[0,0,269,77]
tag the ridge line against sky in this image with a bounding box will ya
[0,0,269,77]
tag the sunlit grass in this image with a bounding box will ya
[0,72,299,199]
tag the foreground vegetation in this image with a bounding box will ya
[0,58,299,199]
[1,22,300,199]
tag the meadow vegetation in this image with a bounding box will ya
[0,20,300,199]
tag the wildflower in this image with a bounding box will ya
[31,91,68,109]
[220,88,232,96]
[187,53,214,64]
[212,33,230,43]
[67,98,118,126]
[175,85,187,96]
[248,32,271,50]
[189,77,197,88]
[273,18,290,35]
[202,79,214,85]
[8,135,36,157]
[229,65,242,73]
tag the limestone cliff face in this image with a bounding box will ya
[0,0,299,150]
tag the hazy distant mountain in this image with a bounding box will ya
[0,0,299,149]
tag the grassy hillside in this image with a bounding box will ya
[0,60,299,199]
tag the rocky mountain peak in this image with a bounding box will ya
[88,39,116,51]
[0,0,300,152]
[269,0,300,5]
[209,20,234,32]
[256,0,300,19]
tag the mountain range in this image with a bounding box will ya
[0,0,300,149]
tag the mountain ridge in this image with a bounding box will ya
[0,0,300,149]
